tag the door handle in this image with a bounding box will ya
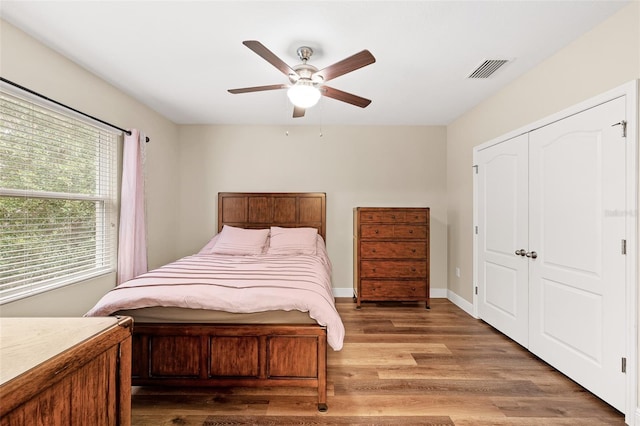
[525,251,538,259]
[515,249,526,256]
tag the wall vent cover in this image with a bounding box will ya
[468,59,509,78]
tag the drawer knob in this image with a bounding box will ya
[391,215,396,219]
[412,249,416,253]
[372,249,376,253]
[372,268,376,273]
[374,229,379,234]
[411,268,416,272]
[409,230,413,234]
[412,287,416,291]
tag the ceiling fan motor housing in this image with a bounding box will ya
[290,63,320,84]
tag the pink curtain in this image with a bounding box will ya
[117,129,148,285]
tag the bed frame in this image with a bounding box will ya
[130,192,330,411]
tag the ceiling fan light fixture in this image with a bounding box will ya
[287,79,321,108]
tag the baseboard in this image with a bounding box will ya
[445,289,475,317]
[332,287,354,298]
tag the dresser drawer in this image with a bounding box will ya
[360,242,426,259]
[361,224,427,239]
[359,210,406,223]
[358,209,427,224]
[361,224,394,238]
[360,261,427,278]
[361,280,427,299]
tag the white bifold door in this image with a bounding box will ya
[476,134,529,348]
[476,96,627,411]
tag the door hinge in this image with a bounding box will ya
[612,120,627,138]
[621,239,627,255]
[473,165,478,174]
[475,286,478,295]
[475,226,479,235]
[622,357,627,373]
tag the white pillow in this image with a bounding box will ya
[210,225,269,255]
[267,226,318,255]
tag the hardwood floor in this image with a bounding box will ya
[131,298,625,425]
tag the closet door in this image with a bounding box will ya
[528,97,627,411]
[476,134,529,347]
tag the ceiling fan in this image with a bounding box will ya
[228,40,376,118]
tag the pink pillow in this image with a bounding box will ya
[267,226,318,255]
[198,233,220,254]
[210,225,269,255]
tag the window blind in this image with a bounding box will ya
[0,90,118,303]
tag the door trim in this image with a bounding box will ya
[472,79,637,424]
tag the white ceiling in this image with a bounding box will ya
[0,1,630,126]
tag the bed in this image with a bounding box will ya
[85,192,341,411]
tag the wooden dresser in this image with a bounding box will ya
[0,316,133,426]
[353,207,430,308]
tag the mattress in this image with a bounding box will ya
[116,306,317,324]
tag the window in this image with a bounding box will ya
[0,89,118,303]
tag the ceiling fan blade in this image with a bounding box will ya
[293,106,305,118]
[313,50,376,82]
[228,84,287,94]
[243,40,296,77]
[321,86,372,108]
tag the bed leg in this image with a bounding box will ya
[353,294,362,309]
[317,330,328,413]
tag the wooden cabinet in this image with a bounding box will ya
[0,316,133,426]
[353,207,430,308]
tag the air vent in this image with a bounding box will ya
[468,59,509,79]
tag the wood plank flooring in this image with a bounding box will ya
[131,298,625,425]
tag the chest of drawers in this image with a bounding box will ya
[353,207,430,308]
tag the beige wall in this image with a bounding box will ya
[0,20,181,316]
[446,2,640,303]
[176,125,448,295]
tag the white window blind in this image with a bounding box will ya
[0,89,118,303]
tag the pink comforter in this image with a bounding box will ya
[85,252,345,350]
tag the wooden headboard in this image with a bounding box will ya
[218,192,326,240]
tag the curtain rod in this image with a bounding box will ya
[0,77,150,143]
